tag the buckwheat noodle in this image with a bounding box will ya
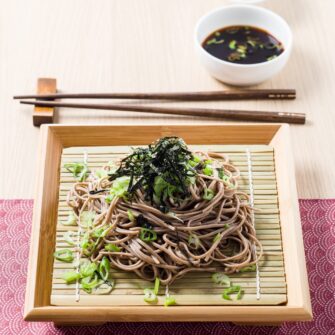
[66,149,262,286]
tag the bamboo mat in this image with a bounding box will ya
[51,145,287,306]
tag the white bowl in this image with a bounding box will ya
[194,5,292,86]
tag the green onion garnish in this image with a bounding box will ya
[203,188,215,200]
[63,231,76,246]
[79,260,97,278]
[81,273,103,293]
[154,277,160,295]
[229,40,237,50]
[54,249,74,263]
[188,233,200,249]
[164,296,176,307]
[240,264,257,272]
[62,212,77,226]
[80,211,95,227]
[222,285,243,301]
[203,165,213,176]
[105,244,121,252]
[64,162,89,182]
[140,227,157,242]
[143,288,158,303]
[61,271,80,284]
[213,233,221,243]
[99,256,111,281]
[212,273,231,287]
[127,209,135,221]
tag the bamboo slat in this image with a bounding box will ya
[51,145,287,306]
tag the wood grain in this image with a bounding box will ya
[1,0,335,198]
[33,78,57,126]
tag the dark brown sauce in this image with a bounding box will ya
[202,25,284,64]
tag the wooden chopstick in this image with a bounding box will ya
[20,100,305,124]
[14,89,296,101]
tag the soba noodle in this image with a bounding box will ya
[64,137,262,286]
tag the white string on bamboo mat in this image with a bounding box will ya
[246,148,261,300]
[75,150,88,302]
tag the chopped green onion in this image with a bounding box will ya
[153,176,176,203]
[81,273,103,293]
[79,260,97,278]
[81,232,90,250]
[62,212,77,226]
[267,55,278,61]
[206,38,217,45]
[64,162,89,182]
[203,188,215,200]
[240,264,257,272]
[61,271,80,284]
[63,231,76,246]
[105,243,121,252]
[143,288,158,303]
[203,165,213,176]
[164,296,176,307]
[92,227,104,238]
[80,211,95,227]
[192,155,201,163]
[110,176,130,199]
[140,227,157,242]
[94,281,114,295]
[95,169,108,179]
[54,249,74,263]
[127,209,135,221]
[229,40,237,50]
[213,233,221,243]
[222,285,243,301]
[154,277,160,295]
[188,233,200,249]
[212,273,231,287]
[99,256,111,281]
[105,195,114,204]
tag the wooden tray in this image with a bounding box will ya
[25,124,312,325]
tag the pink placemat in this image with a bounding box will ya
[0,199,334,335]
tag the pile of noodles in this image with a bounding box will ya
[66,145,262,286]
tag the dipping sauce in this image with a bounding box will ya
[202,26,284,64]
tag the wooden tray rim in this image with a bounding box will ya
[24,123,312,323]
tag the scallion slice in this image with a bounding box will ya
[64,162,89,182]
[154,277,160,295]
[240,264,256,272]
[222,285,243,301]
[127,209,135,221]
[54,249,74,263]
[62,212,77,226]
[99,256,111,281]
[63,231,76,246]
[140,228,157,242]
[143,288,158,303]
[79,260,97,278]
[61,271,80,284]
[105,244,121,252]
[203,188,215,200]
[164,296,176,307]
[212,273,231,287]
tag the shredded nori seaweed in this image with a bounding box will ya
[108,137,195,206]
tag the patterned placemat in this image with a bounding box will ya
[0,199,334,335]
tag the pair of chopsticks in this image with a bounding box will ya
[14,89,305,124]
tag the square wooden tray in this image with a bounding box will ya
[25,124,312,325]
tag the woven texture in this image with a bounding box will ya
[0,199,334,335]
